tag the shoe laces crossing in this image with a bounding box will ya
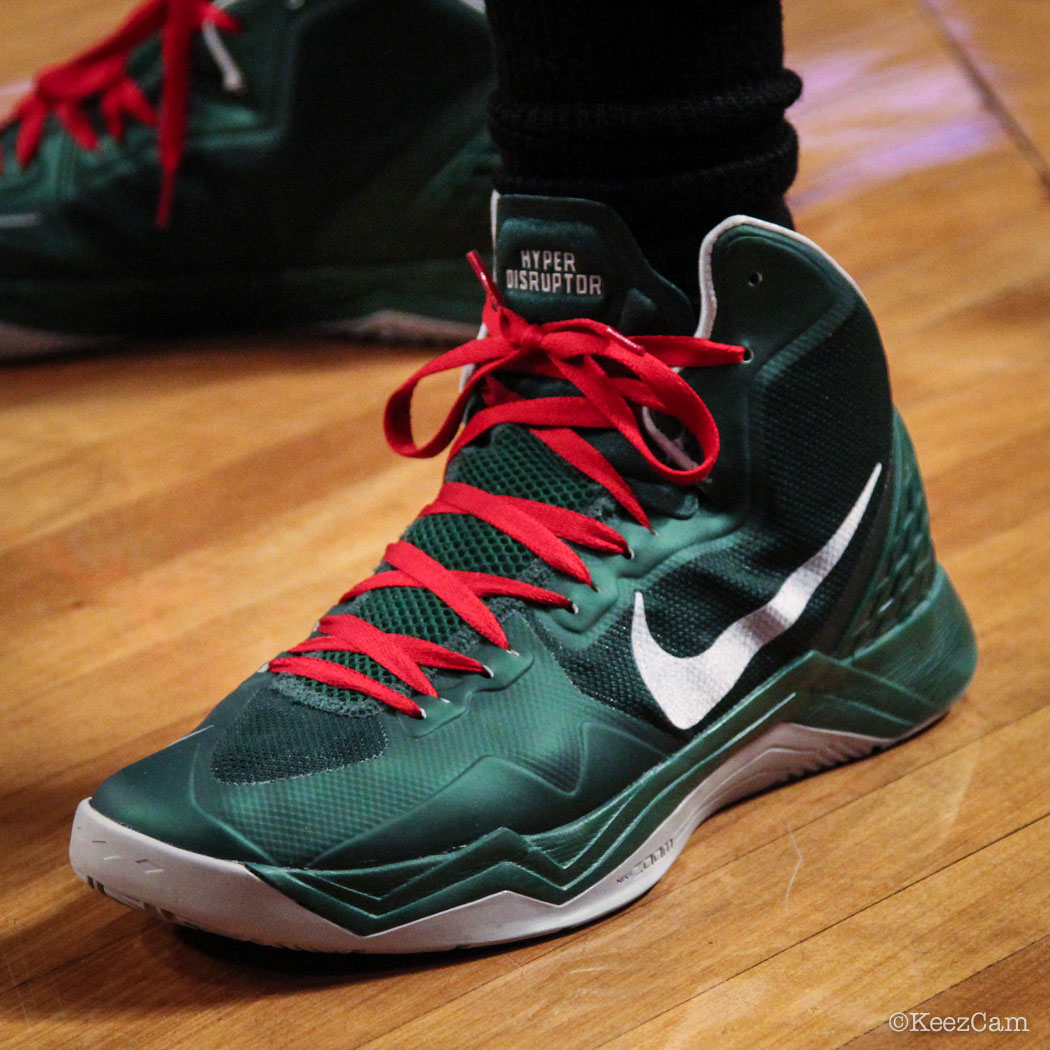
[269,254,745,717]
[0,0,242,226]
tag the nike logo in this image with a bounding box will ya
[632,463,883,729]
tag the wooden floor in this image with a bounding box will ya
[3,1,1050,1047]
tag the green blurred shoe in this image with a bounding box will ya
[0,0,495,358]
[70,196,977,951]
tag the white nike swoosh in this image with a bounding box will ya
[0,213,42,230]
[632,463,883,729]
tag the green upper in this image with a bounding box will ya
[91,198,975,925]
[0,0,495,335]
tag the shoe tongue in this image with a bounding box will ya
[282,197,699,713]
[494,195,696,336]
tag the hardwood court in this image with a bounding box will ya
[3,1,1049,1047]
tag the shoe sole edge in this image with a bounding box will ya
[69,717,927,954]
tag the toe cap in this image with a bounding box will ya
[91,722,274,865]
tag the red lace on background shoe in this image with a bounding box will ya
[0,0,240,226]
[270,254,745,717]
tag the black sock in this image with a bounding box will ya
[484,0,802,292]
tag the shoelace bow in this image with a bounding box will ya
[270,255,745,717]
[0,0,240,226]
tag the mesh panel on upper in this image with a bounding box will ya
[410,514,534,575]
[276,423,605,715]
[205,681,609,866]
[448,423,601,506]
[211,691,387,783]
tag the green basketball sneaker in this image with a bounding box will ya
[69,195,977,952]
[0,0,495,358]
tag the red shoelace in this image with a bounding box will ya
[270,255,745,717]
[0,0,240,226]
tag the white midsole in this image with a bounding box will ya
[69,720,910,953]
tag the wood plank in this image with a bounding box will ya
[921,0,1050,178]
[845,935,1050,1048]
[788,0,1050,411]
[595,818,1050,1050]
[3,0,1049,1047]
